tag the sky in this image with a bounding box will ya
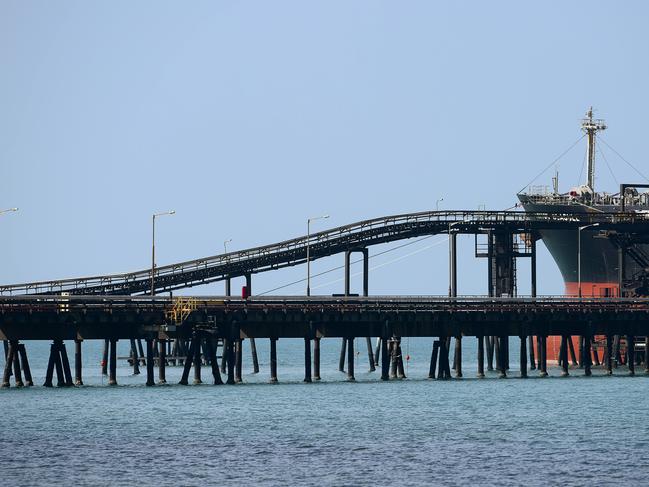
[2,1,649,297]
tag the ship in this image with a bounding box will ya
[517,108,649,363]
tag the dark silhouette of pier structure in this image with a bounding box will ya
[2,210,649,387]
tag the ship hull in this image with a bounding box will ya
[518,199,643,364]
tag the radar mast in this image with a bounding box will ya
[581,107,607,192]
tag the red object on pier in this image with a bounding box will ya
[242,286,249,299]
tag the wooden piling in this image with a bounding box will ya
[43,342,56,387]
[11,341,23,387]
[347,338,355,381]
[477,336,485,378]
[235,339,243,383]
[18,344,33,387]
[313,337,321,381]
[269,338,278,383]
[528,335,536,370]
[498,337,507,378]
[583,335,592,377]
[179,338,195,385]
[539,335,548,377]
[519,335,527,378]
[53,341,65,387]
[374,338,381,367]
[74,339,82,386]
[438,337,451,379]
[250,338,260,374]
[592,343,601,366]
[101,338,109,375]
[137,339,146,365]
[130,339,140,375]
[568,336,578,366]
[381,336,389,381]
[158,339,167,384]
[560,335,569,376]
[366,337,376,372]
[606,334,613,375]
[220,339,228,373]
[645,337,649,374]
[428,340,439,379]
[613,335,622,367]
[338,338,346,372]
[304,338,312,383]
[207,338,223,385]
[60,341,74,386]
[454,336,462,378]
[193,336,202,385]
[144,338,154,386]
[486,336,494,371]
[108,339,118,386]
[2,341,15,387]
[494,336,501,372]
[396,338,406,379]
[628,335,635,376]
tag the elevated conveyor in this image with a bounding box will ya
[2,210,648,296]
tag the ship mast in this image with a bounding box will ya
[581,107,607,192]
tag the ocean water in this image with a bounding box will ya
[2,338,649,486]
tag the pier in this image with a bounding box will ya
[2,295,649,387]
[2,209,649,387]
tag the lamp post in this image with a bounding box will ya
[578,223,599,298]
[151,211,175,296]
[223,238,232,255]
[306,214,329,296]
[0,208,18,216]
[436,198,444,211]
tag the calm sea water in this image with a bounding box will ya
[2,338,649,486]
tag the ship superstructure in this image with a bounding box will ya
[518,108,649,298]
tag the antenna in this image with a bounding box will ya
[552,168,559,194]
[581,107,607,192]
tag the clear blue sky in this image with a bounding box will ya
[2,1,648,296]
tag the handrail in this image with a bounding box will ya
[2,209,649,296]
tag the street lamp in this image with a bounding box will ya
[223,238,232,255]
[578,223,599,298]
[306,214,329,296]
[436,198,444,211]
[151,210,175,296]
[0,208,18,216]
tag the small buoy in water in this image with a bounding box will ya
[406,354,411,361]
